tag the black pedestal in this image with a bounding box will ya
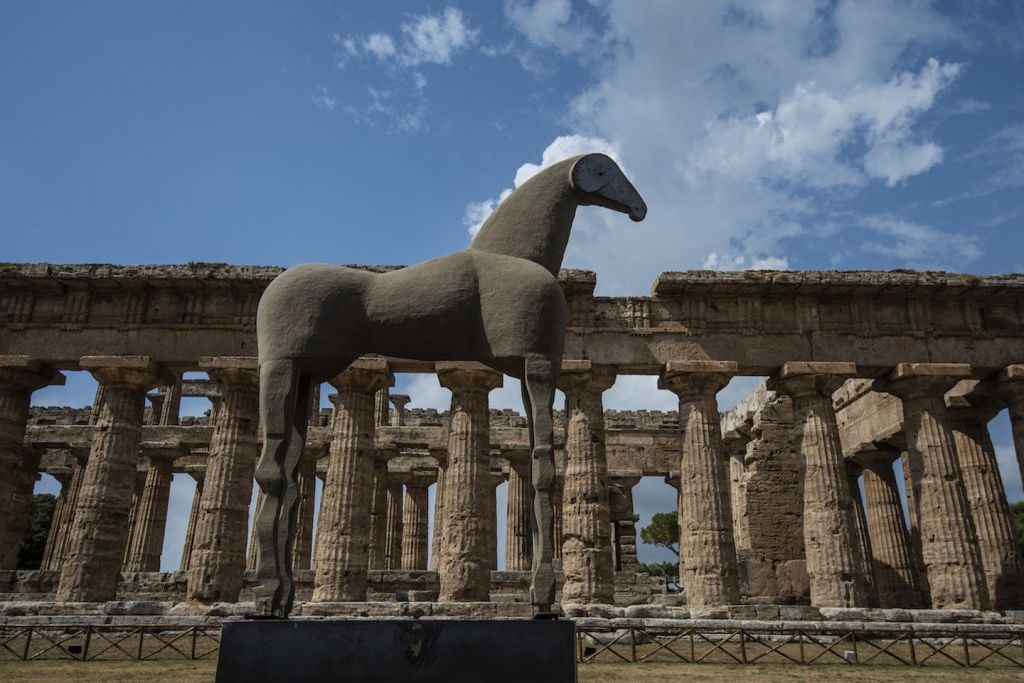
[215,618,577,683]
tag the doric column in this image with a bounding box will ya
[856,449,923,608]
[367,458,389,569]
[312,359,391,602]
[900,452,930,596]
[40,469,72,570]
[179,469,204,572]
[0,357,63,569]
[291,451,317,572]
[374,386,391,427]
[384,477,404,570]
[123,447,179,572]
[8,446,43,568]
[947,394,1024,609]
[723,431,752,551]
[187,357,259,604]
[875,363,989,610]
[57,356,165,601]
[401,476,431,571]
[553,475,564,560]
[846,460,878,607]
[992,365,1024,487]
[246,490,266,572]
[557,362,615,603]
[389,394,410,427]
[147,393,165,426]
[122,468,148,567]
[43,448,91,570]
[660,360,740,607]
[160,376,182,426]
[435,363,501,602]
[769,362,870,607]
[609,477,640,572]
[504,453,532,571]
[486,471,501,571]
[430,456,445,572]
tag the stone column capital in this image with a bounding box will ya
[874,362,972,400]
[140,444,186,465]
[658,360,736,397]
[0,355,65,391]
[557,360,616,394]
[80,355,168,389]
[389,394,411,410]
[768,361,857,398]
[328,358,393,392]
[851,446,900,471]
[199,356,259,388]
[436,362,502,392]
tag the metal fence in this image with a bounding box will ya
[0,624,221,662]
[576,625,1024,668]
[3,622,1024,668]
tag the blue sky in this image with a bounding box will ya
[7,1,1024,571]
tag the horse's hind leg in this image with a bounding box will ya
[253,358,313,617]
[523,354,558,612]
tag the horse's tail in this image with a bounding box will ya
[252,358,313,617]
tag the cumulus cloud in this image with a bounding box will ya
[470,1,972,293]
[336,7,478,68]
[505,0,600,55]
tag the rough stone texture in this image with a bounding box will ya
[878,364,990,610]
[846,461,878,607]
[436,366,501,602]
[401,480,430,571]
[292,455,317,572]
[856,449,923,608]
[504,454,532,572]
[187,358,259,605]
[123,450,176,572]
[179,471,204,572]
[609,478,640,573]
[384,479,403,570]
[769,363,870,607]
[659,361,740,606]
[0,357,62,569]
[367,459,389,570]
[312,363,391,602]
[991,365,1024,487]
[558,366,615,604]
[56,358,164,601]
[947,401,1023,609]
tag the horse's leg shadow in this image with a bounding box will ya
[523,354,558,612]
[253,359,313,617]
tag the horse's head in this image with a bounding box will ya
[570,153,647,222]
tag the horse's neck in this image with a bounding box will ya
[469,164,578,277]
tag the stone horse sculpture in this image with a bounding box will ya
[253,153,647,617]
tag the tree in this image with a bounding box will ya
[16,494,56,570]
[640,511,679,556]
[1011,501,1024,549]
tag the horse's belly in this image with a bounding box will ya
[363,256,485,360]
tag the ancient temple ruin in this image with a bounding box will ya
[2,263,1023,615]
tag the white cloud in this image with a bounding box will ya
[474,1,970,293]
[401,7,479,66]
[311,85,337,112]
[859,214,981,268]
[365,33,397,60]
[505,0,599,55]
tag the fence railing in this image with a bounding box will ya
[576,625,1024,668]
[0,624,221,662]
[3,622,1023,668]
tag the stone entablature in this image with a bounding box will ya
[5,264,1024,373]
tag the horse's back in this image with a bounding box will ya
[257,263,373,362]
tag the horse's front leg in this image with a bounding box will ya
[523,354,558,613]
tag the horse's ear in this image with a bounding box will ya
[571,154,615,193]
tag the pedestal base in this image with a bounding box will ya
[215,618,577,682]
